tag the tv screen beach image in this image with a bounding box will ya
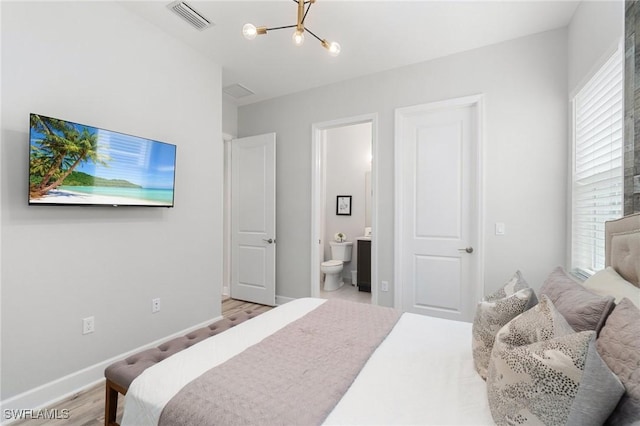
[29,114,176,207]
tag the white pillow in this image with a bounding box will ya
[583,267,640,308]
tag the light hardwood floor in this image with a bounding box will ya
[10,299,272,426]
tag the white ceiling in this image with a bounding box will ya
[121,1,580,106]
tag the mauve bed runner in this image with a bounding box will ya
[158,299,401,426]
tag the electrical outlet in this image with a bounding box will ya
[82,316,95,335]
[152,298,161,313]
[381,281,389,292]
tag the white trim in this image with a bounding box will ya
[275,295,296,305]
[567,39,624,269]
[311,125,323,298]
[394,94,485,311]
[0,315,223,425]
[569,38,623,100]
[568,44,624,274]
[222,134,233,298]
[311,113,379,305]
[566,98,577,268]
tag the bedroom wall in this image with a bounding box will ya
[238,29,568,306]
[1,1,223,406]
[222,97,238,138]
[568,0,624,95]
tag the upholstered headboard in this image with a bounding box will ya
[605,213,640,288]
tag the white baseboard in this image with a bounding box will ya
[0,314,223,425]
[275,295,295,305]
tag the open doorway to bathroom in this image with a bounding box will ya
[311,114,378,305]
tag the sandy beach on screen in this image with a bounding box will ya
[30,188,169,206]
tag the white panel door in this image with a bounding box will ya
[396,97,481,321]
[231,133,276,306]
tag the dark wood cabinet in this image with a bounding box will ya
[357,239,371,292]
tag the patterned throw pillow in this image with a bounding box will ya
[487,296,625,426]
[472,271,537,379]
[485,271,529,301]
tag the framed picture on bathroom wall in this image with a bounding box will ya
[336,195,352,216]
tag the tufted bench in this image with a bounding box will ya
[104,309,261,426]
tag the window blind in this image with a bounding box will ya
[571,47,624,278]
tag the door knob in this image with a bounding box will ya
[263,238,274,244]
[458,247,474,254]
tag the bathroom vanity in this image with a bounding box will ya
[357,237,371,292]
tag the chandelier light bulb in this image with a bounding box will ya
[328,41,341,57]
[292,30,305,46]
[243,23,257,40]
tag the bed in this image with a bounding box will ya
[112,214,640,426]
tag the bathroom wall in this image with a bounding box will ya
[324,123,372,282]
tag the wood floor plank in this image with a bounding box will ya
[10,299,272,426]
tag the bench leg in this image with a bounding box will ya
[105,379,126,426]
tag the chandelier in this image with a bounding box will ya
[242,0,341,57]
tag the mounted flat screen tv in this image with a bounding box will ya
[29,114,176,207]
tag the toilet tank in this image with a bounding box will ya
[329,241,353,261]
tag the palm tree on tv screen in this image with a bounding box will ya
[29,114,108,198]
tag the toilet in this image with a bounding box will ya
[321,241,353,291]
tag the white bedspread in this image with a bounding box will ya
[325,312,493,425]
[122,298,493,425]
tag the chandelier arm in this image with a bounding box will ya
[301,2,311,25]
[265,24,298,31]
[304,27,324,43]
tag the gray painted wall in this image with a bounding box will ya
[222,97,239,138]
[239,29,569,306]
[1,2,223,399]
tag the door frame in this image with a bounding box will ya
[222,133,233,298]
[394,95,485,312]
[311,113,379,304]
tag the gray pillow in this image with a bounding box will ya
[597,298,640,425]
[472,271,537,379]
[540,266,615,333]
[487,295,625,426]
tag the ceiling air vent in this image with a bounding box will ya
[167,1,214,31]
[223,84,255,99]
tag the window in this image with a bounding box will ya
[571,47,624,278]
